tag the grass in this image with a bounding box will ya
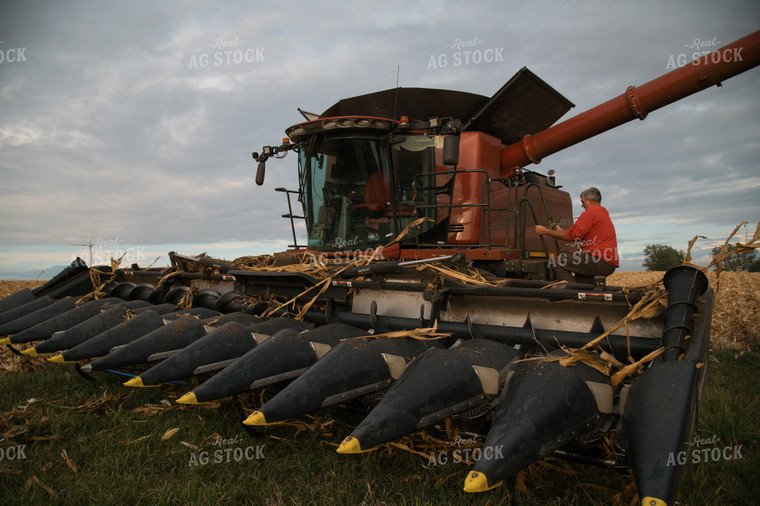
[1,345,757,505]
[679,348,760,504]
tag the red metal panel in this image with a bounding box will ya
[449,132,502,244]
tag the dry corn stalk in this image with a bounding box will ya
[580,287,667,352]
[702,221,760,293]
[176,284,197,310]
[61,449,77,473]
[386,217,435,246]
[422,264,497,286]
[155,269,184,289]
[609,346,666,387]
[548,222,760,382]
[27,475,56,498]
[350,323,451,342]
[161,427,180,440]
[260,243,391,319]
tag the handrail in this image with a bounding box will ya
[275,187,306,249]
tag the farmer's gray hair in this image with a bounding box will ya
[581,187,602,203]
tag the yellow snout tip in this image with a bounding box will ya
[463,471,503,493]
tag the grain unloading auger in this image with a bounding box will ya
[1,30,758,505]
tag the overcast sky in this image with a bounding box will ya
[1,0,758,278]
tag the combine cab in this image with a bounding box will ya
[2,30,758,505]
[256,67,576,279]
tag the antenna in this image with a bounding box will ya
[393,65,400,121]
[70,229,97,267]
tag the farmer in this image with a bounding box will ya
[535,187,618,284]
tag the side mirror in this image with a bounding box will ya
[255,160,266,186]
[442,135,460,167]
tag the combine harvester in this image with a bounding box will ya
[2,30,758,505]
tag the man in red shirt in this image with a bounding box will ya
[535,187,618,284]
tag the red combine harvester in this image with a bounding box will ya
[1,30,758,505]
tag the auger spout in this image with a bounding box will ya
[623,266,714,505]
[499,30,760,176]
[661,266,709,362]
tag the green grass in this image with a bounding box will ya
[1,347,757,505]
[678,348,760,504]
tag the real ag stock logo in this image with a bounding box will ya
[0,41,27,64]
[70,235,147,266]
[427,36,504,69]
[187,433,265,467]
[187,36,265,70]
[426,435,504,467]
[0,444,27,461]
[666,36,744,69]
[665,433,744,467]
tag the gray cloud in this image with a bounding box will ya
[0,0,758,273]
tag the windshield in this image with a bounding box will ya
[299,134,443,252]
